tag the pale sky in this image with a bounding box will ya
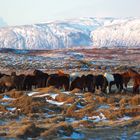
[0,0,140,26]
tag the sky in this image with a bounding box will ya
[0,0,140,26]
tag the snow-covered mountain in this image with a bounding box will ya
[0,17,140,50]
[91,18,140,47]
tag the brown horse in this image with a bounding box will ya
[121,72,131,90]
[0,75,15,92]
[127,68,140,93]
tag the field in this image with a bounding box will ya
[0,47,140,74]
[0,47,140,139]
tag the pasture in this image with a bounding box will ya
[0,48,140,139]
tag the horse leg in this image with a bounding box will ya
[109,82,112,93]
[133,85,138,93]
[64,83,69,91]
[135,85,139,93]
[118,82,123,93]
[137,86,139,93]
[92,84,95,93]
[106,86,109,94]
[115,83,120,93]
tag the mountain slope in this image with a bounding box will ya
[91,18,140,47]
[0,17,140,50]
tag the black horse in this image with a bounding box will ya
[46,74,70,91]
[84,74,96,93]
[33,69,49,88]
[11,72,25,91]
[95,75,108,93]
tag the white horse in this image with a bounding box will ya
[70,72,80,83]
[104,73,114,93]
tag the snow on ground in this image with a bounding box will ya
[46,99,64,106]
[87,113,107,122]
[1,88,140,139]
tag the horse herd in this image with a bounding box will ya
[0,68,139,94]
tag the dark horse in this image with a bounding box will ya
[11,72,25,91]
[46,74,70,91]
[70,75,86,91]
[70,74,107,93]
[23,69,49,91]
[95,75,108,93]
[84,74,96,93]
[33,69,49,88]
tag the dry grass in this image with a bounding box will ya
[0,105,6,112]
[72,120,95,128]
[41,122,73,137]
[129,95,140,106]
[55,93,70,102]
[107,97,116,104]
[16,123,44,138]
[98,97,107,104]
[65,96,75,104]
[10,95,46,114]
[119,98,129,107]
[84,92,94,97]
[66,102,77,117]
[34,86,61,94]
[70,88,82,94]
[6,90,24,98]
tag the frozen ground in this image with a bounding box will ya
[0,87,140,139]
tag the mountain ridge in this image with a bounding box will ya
[0,17,140,50]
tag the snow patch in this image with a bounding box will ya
[88,113,107,122]
[46,98,64,106]
[2,95,15,101]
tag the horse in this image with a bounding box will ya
[70,75,86,91]
[104,73,123,93]
[70,72,80,84]
[46,74,70,91]
[70,74,107,93]
[84,74,96,93]
[33,69,49,88]
[11,72,25,91]
[22,75,38,91]
[121,72,131,90]
[0,74,15,92]
[95,75,108,93]
[127,68,140,93]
